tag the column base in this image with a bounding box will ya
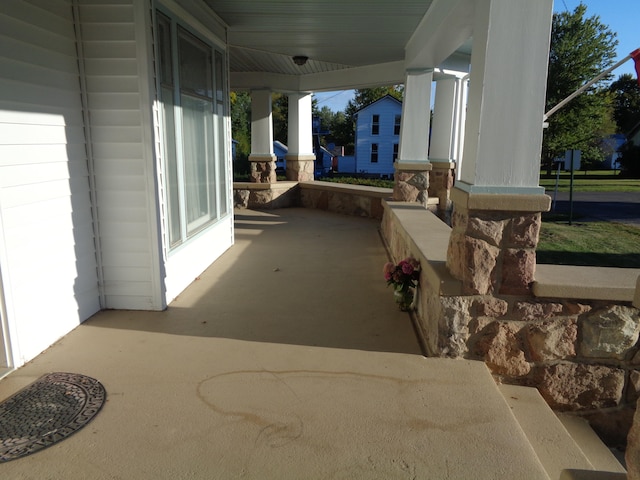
[393,161,432,206]
[428,161,455,222]
[285,154,315,182]
[249,154,277,183]
[446,188,551,295]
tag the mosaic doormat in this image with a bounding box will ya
[0,372,106,462]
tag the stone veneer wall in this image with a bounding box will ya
[381,200,640,448]
[233,181,436,220]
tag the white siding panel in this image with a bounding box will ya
[80,23,136,42]
[0,0,100,367]
[83,58,139,76]
[85,76,140,94]
[78,0,163,310]
[88,109,142,127]
[90,125,144,143]
[83,41,138,59]
[0,144,87,167]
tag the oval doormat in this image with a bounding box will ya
[0,372,106,462]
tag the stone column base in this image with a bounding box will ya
[285,154,315,182]
[249,154,277,183]
[446,188,551,295]
[428,161,455,223]
[393,161,432,206]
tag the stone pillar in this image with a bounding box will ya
[447,189,551,295]
[285,93,315,181]
[446,0,553,293]
[249,89,277,183]
[393,69,433,205]
[429,77,458,221]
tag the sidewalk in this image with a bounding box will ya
[0,208,551,479]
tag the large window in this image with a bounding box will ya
[156,11,228,249]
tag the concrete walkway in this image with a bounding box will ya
[1,209,558,478]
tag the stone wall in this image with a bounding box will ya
[381,200,640,449]
[233,181,400,220]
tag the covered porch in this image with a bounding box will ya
[0,207,625,478]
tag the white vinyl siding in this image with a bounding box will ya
[355,96,402,176]
[77,0,163,310]
[0,0,100,365]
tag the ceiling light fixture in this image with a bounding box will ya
[292,55,308,66]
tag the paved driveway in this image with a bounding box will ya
[548,191,640,226]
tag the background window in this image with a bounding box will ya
[371,143,378,163]
[393,143,399,162]
[372,114,379,135]
[394,115,401,135]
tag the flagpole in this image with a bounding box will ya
[544,53,634,121]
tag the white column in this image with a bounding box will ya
[393,69,433,205]
[428,76,458,219]
[458,0,553,194]
[286,93,315,181]
[430,77,457,163]
[249,89,276,183]
[453,75,469,179]
[398,68,433,164]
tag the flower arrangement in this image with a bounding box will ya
[383,257,420,310]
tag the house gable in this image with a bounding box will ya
[354,95,403,176]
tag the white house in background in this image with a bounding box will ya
[0,0,553,375]
[354,95,403,177]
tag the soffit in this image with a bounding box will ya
[203,0,436,75]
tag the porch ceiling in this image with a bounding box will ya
[200,0,472,92]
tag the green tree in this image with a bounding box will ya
[608,73,640,134]
[344,86,403,118]
[272,93,288,144]
[543,3,618,172]
[230,91,251,175]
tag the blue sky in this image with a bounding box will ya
[314,1,639,112]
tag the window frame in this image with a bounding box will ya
[371,114,380,135]
[154,9,229,250]
[370,143,379,163]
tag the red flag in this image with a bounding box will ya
[632,48,640,87]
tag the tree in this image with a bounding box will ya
[542,3,618,172]
[344,86,403,118]
[618,141,640,177]
[272,93,288,145]
[608,73,640,134]
[230,91,251,175]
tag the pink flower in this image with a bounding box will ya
[401,262,414,275]
[383,262,395,280]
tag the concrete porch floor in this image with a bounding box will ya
[0,208,605,479]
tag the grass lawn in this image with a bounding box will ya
[539,170,640,193]
[537,214,640,268]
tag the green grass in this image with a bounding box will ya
[537,214,640,268]
[539,171,640,193]
[319,177,395,188]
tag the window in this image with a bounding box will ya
[371,143,378,163]
[394,114,401,135]
[156,11,228,249]
[393,143,399,162]
[371,114,379,135]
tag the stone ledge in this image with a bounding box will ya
[533,264,640,302]
[451,187,552,212]
[383,200,461,296]
[299,181,392,198]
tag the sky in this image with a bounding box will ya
[313,0,639,112]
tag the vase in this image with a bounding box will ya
[393,288,414,311]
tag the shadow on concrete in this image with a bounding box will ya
[85,208,423,355]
